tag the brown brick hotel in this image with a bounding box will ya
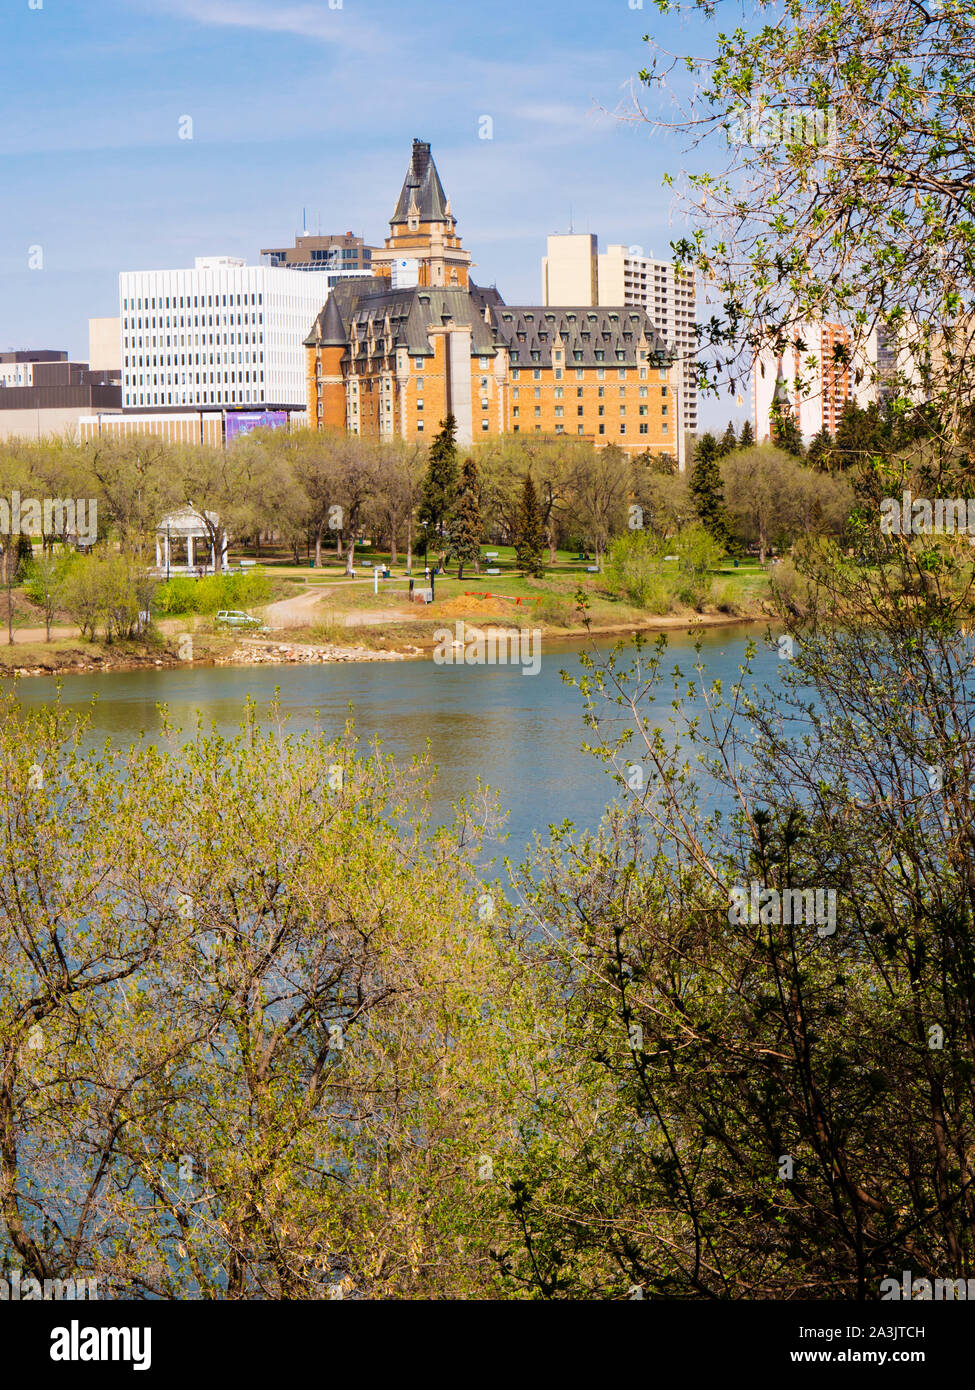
[305,140,684,464]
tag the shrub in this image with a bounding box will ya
[60,551,156,642]
[154,569,271,616]
[675,524,725,609]
[535,593,578,627]
[710,579,745,615]
[605,532,674,613]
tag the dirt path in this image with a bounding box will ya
[263,587,330,629]
[263,584,418,629]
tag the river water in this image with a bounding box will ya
[11,623,778,858]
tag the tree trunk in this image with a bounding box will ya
[389,523,398,568]
[314,520,325,568]
[406,514,414,573]
[345,536,356,576]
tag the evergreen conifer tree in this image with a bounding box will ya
[771,408,804,456]
[450,454,482,581]
[718,420,738,455]
[418,415,459,545]
[515,472,544,576]
[806,428,834,469]
[689,433,732,545]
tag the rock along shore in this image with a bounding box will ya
[217,639,420,666]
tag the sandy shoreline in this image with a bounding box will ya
[0,610,768,679]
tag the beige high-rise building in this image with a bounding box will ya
[542,234,697,433]
[89,317,121,374]
[542,233,598,307]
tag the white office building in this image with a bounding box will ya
[542,234,698,433]
[119,257,329,412]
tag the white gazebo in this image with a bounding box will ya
[155,508,229,575]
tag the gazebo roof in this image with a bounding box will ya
[156,508,220,536]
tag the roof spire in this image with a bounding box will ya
[392,139,451,225]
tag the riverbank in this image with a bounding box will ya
[0,607,769,679]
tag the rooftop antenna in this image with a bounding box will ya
[568,204,573,234]
[302,207,308,236]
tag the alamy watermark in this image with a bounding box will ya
[0,491,97,546]
[880,1269,975,1300]
[0,1266,98,1300]
[728,880,837,937]
[433,619,541,676]
[728,100,838,151]
[881,491,975,539]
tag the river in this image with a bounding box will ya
[11,623,778,858]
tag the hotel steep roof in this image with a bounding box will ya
[305,282,672,367]
[391,139,451,224]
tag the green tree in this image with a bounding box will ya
[806,427,834,470]
[674,521,725,607]
[689,433,732,545]
[832,401,891,470]
[605,530,671,612]
[418,415,459,550]
[738,419,755,449]
[0,698,530,1300]
[450,455,482,581]
[515,471,544,576]
[717,420,738,456]
[770,408,804,457]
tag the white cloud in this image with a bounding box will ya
[152,0,374,49]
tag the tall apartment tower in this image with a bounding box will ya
[598,244,697,434]
[542,234,698,434]
[753,323,879,443]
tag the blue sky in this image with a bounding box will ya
[0,0,747,428]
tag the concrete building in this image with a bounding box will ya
[88,318,121,374]
[753,324,879,444]
[305,143,684,464]
[261,230,376,274]
[542,234,698,433]
[542,233,598,307]
[0,351,121,441]
[117,256,328,413]
[81,257,329,443]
